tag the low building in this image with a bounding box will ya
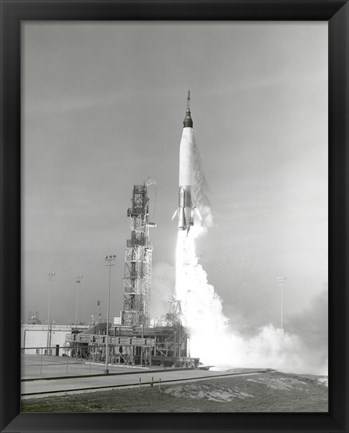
[21,323,88,355]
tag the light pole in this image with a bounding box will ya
[277,276,287,331]
[75,274,83,324]
[47,272,55,354]
[105,255,116,374]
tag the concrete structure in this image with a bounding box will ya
[22,368,266,398]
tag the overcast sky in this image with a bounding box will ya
[22,22,328,336]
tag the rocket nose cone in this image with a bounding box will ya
[183,110,193,128]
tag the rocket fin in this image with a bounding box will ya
[172,209,178,221]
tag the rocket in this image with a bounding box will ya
[172,91,197,233]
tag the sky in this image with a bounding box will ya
[22,22,328,350]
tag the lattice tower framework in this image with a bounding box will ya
[121,182,156,326]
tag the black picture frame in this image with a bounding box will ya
[1,1,348,432]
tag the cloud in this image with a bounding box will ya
[150,262,175,318]
[286,288,328,374]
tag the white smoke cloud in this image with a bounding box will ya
[286,289,328,374]
[174,140,327,376]
[150,261,175,318]
[175,225,328,375]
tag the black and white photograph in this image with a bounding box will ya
[20,21,328,413]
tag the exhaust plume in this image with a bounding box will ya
[174,141,327,375]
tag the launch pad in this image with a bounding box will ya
[21,95,201,372]
[64,174,199,369]
[67,322,198,368]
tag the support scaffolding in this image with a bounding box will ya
[121,182,156,327]
[68,323,199,368]
[63,179,199,369]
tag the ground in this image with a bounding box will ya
[21,371,328,413]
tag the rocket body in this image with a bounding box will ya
[176,92,195,232]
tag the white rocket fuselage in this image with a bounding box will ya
[178,125,195,231]
[172,92,196,232]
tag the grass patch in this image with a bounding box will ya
[21,372,328,413]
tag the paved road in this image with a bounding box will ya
[21,355,147,379]
[21,368,268,398]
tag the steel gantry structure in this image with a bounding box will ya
[121,181,156,327]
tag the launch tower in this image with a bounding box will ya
[121,181,156,327]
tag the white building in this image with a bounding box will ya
[21,323,88,355]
